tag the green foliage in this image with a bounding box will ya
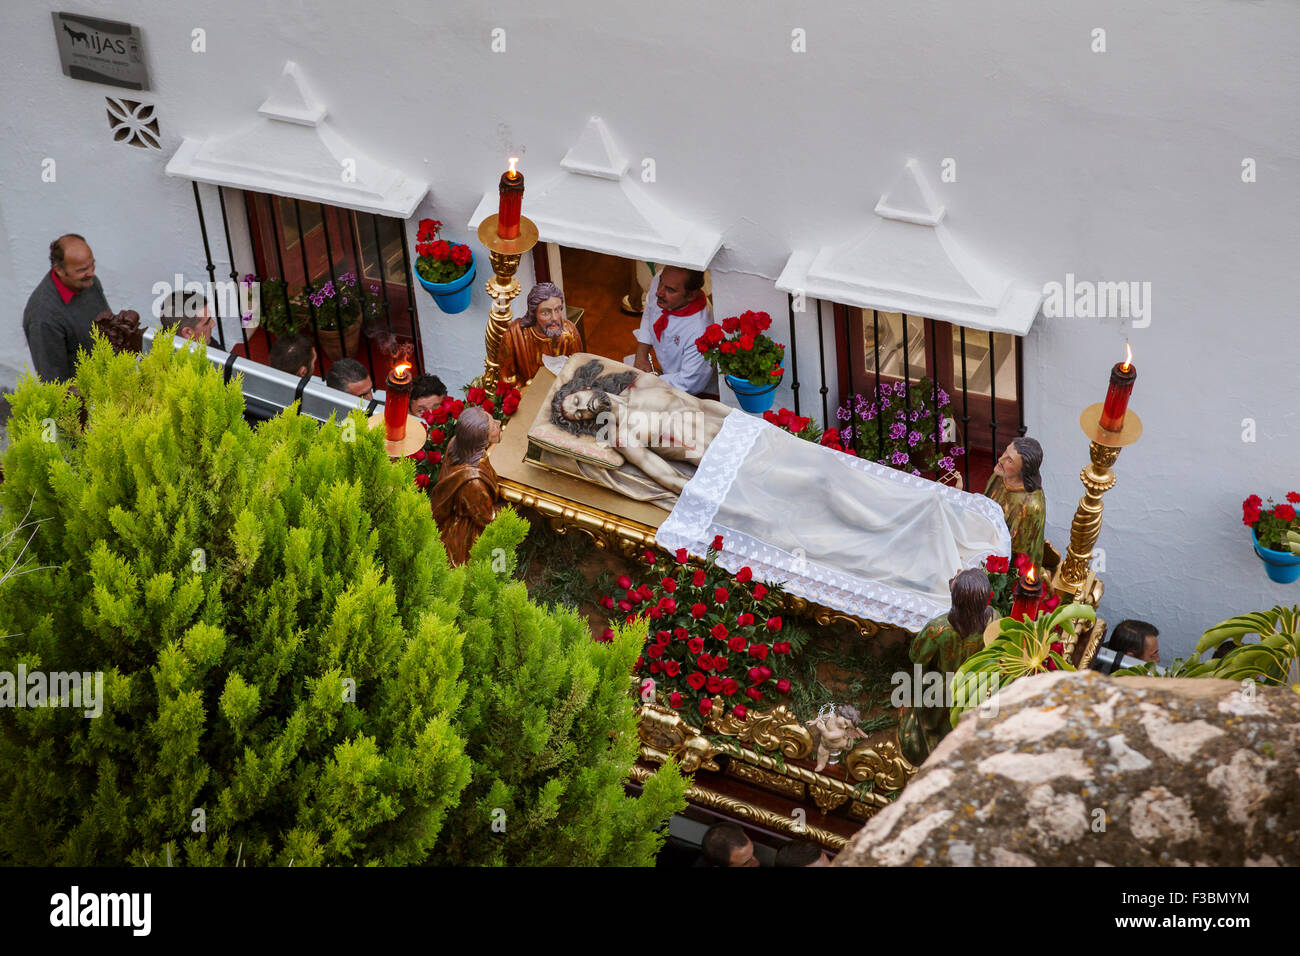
[0,336,473,865]
[1115,604,1300,687]
[948,604,1092,725]
[429,511,686,866]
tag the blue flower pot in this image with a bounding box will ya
[1253,530,1300,584]
[415,259,476,314]
[726,370,782,413]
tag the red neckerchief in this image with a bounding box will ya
[653,290,707,341]
[50,270,77,304]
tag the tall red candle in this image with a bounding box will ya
[1009,565,1044,622]
[1098,344,1137,432]
[384,363,413,442]
[497,158,524,240]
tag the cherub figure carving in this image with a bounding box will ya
[806,704,870,772]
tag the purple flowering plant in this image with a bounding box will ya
[255,272,384,338]
[836,378,964,478]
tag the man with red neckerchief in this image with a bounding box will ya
[631,265,716,396]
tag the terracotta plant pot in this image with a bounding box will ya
[314,321,363,362]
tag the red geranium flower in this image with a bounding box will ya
[1275,504,1297,523]
[1288,492,1300,504]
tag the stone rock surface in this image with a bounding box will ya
[835,670,1300,866]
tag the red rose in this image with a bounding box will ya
[649,661,662,674]
[674,627,690,641]
[669,692,683,709]
[634,656,644,669]
[1013,553,1030,572]
[712,655,728,671]
[773,641,791,655]
[747,666,764,683]
[706,675,723,693]
[711,534,724,551]
[698,698,713,716]
[736,612,754,627]
[625,589,641,605]
[753,584,768,601]
[748,643,769,660]
[687,637,704,654]
[643,548,657,565]
[599,628,614,642]
[616,574,632,590]
[711,623,729,640]
[617,599,632,613]
[664,660,681,677]
[1275,504,1297,522]
[483,400,495,414]
[675,548,689,564]
[429,407,449,425]
[744,687,763,701]
[411,449,428,462]
[736,566,753,583]
[429,451,442,464]
[428,429,445,445]
[421,409,436,425]
[765,616,782,632]
[600,596,615,610]
[466,387,485,405]
[502,395,520,416]
[662,577,677,593]
[758,665,772,680]
[646,607,662,620]
[721,678,739,697]
[728,635,746,652]
[655,631,671,646]
[638,584,654,600]
[776,678,791,694]
[690,603,707,619]
[1043,594,1061,612]
[646,644,663,659]
[714,586,729,604]
[686,672,706,690]
[449,400,465,416]
[659,597,676,614]
[414,473,430,489]
[697,654,715,671]
[692,569,706,587]
[732,704,748,720]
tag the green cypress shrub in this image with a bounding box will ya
[429,511,687,866]
[0,338,472,865]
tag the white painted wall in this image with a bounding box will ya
[0,0,1296,656]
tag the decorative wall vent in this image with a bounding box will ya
[106,98,160,149]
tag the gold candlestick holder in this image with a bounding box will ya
[1052,402,1142,602]
[475,214,540,391]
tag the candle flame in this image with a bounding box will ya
[1121,342,1132,372]
[507,157,519,178]
[1025,565,1037,585]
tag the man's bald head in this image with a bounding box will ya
[50,234,96,292]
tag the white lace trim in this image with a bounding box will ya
[658,412,1010,633]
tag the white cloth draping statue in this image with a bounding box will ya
[545,355,1010,630]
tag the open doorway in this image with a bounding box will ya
[538,245,713,371]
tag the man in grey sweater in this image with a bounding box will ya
[22,234,111,382]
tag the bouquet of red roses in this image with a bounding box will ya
[411,379,522,489]
[984,552,1061,619]
[598,535,799,723]
[1242,492,1300,550]
[414,218,473,285]
[694,310,785,386]
[761,406,859,457]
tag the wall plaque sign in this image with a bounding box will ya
[52,11,149,91]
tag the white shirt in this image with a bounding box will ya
[633,273,718,395]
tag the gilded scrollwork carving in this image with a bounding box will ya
[727,762,806,800]
[705,702,814,759]
[637,703,722,773]
[843,740,916,792]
